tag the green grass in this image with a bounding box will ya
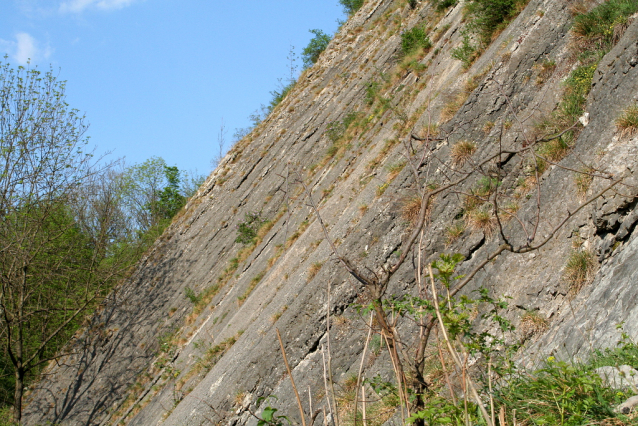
[401,27,432,57]
[408,339,638,425]
[573,0,638,51]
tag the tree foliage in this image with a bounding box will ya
[302,29,332,69]
[0,59,114,422]
[0,59,204,422]
[339,0,364,15]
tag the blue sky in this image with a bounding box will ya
[2,0,344,177]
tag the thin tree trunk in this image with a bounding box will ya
[14,367,24,424]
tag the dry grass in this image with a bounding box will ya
[237,271,266,305]
[450,140,477,167]
[482,121,495,134]
[575,167,595,199]
[401,195,423,225]
[386,161,406,180]
[440,94,465,122]
[537,136,572,164]
[520,311,549,339]
[466,207,497,238]
[307,262,323,282]
[445,222,465,245]
[615,104,638,138]
[563,249,597,295]
[270,305,288,323]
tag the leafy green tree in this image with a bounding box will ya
[339,0,364,15]
[302,29,332,69]
[119,157,202,235]
[0,59,120,423]
[158,166,186,220]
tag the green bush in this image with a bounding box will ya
[573,0,638,50]
[400,26,432,56]
[235,212,266,245]
[494,359,620,425]
[339,0,364,15]
[267,80,295,114]
[466,0,525,45]
[430,0,457,11]
[302,29,332,68]
[451,33,477,68]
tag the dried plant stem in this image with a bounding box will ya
[361,385,367,426]
[353,312,374,426]
[321,345,335,425]
[276,328,307,426]
[326,281,339,426]
[383,333,407,422]
[489,356,495,426]
[436,329,456,405]
[309,386,313,418]
[428,265,493,426]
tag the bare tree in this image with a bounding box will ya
[211,118,227,168]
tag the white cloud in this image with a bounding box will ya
[59,0,137,13]
[0,32,52,65]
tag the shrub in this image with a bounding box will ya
[302,29,332,68]
[493,358,621,425]
[400,27,432,57]
[235,212,267,245]
[339,0,364,15]
[466,0,525,45]
[429,0,457,11]
[266,81,295,115]
[451,33,478,69]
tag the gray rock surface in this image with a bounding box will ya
[21,1,638,425]
[596,365,638,391]
[617,395,638,415]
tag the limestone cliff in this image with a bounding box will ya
[22,0,638,425]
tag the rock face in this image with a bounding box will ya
[22,1,638,425]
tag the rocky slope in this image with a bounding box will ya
[22,0,638,425]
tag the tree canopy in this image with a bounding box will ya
[0,59,204,423]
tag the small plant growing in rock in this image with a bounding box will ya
[466,207,496,238]
[575,167,595,199]
[445,222,465,245]
[307,262,323,281]
[401,195,423,225]
[450,140,477,166]
[451,33,477,69]
[184,287,202,305]
[519,310,549,339]
[615,103,638,137]
[235,212,267,245]
[564,249,597,295]
[400,27,432,57]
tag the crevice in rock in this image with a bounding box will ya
[234,156,264,191]
[466,234,486,260]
